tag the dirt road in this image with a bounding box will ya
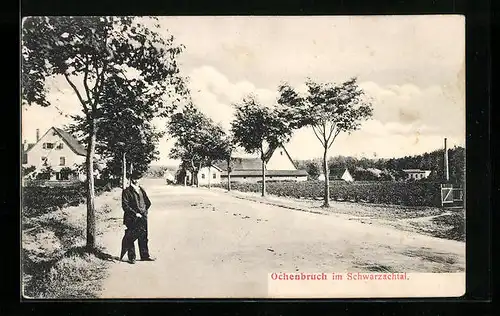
[99,179,465,298]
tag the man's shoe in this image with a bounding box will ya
[127,259,136,264]
[141,257,156,261]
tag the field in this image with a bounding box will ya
[213,180,442,207]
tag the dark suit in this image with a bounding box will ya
[120,185,152,261]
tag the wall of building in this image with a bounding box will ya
[266,147,297,170]
[186,166,223,186]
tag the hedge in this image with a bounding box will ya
[213,180,441,207]
[22,182,111,218]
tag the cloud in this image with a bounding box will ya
[359,81,465,138]
[187,65,278,130]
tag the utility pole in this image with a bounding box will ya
[444,138,449,182]
[122,151,127,189]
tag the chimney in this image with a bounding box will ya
[23,140,27,151]
[36,129,40,142]
[444,138,449,182]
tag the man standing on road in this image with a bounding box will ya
[119,173,156,264]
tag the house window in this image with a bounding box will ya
[41,156,48,165]
[43,143,54,149]
[59,157,66,166]
[56,143,64,150]
[212,173,216,179]
[201,174,205,179]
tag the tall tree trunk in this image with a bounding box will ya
[322,146,330,207]
[196,162,202,188]
[227,158,231,191]
[86,119,97,251]
[183,172,187,186]
[261,158,266,197]
[208,165,211,189]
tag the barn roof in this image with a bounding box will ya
[213,144,299,171]
[221,169,309,177]
[214,157,262,171]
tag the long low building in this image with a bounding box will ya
[216,145,309,183]
[185,145,309,185]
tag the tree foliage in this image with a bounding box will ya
[231,94,294,196]
[278,77,373,206]
[22,16,186,250]
[168,103,229,187]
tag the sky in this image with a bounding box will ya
[21,15,465,166]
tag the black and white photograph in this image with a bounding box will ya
[21,15,465,299]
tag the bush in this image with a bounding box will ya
[213,180,442,207]
[22,182,111,217]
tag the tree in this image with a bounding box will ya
[168,103,228,188]
[278,78,373,207]
[22,16,185,251]
[218,134,236,191]
[231,94,293,197]
[198,122,229,189]
[168,104,209,187]
[305,162,320,180]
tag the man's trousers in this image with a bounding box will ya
[120,217,150,261]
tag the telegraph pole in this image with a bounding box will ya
[122,151,127,189]
[444,138,449,182]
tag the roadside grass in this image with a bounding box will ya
[22,188,121,299]
[430,210,465,242]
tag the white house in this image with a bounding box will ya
[213,145,309,183]
[318,168,354,182]
[185,165,223,186]
[22,127,100,181]
[402,169,432,180]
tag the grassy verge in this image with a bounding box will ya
[429,210,465,242]
[22,188,121,299]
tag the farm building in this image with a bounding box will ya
[22,127,103,182]
[319,167,354,182]
[214,145,309,183]
[402,169,432,180]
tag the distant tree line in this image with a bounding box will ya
[295,145,465,184]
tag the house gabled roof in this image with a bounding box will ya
[53,128,87,156]
[26,127,86,156]
[329,166,353,178]
[213,144,299,171]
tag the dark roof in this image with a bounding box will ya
[214,157,262,171]
[222,169,309,177]
[214,145,299,171]
[53,128,87,156]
